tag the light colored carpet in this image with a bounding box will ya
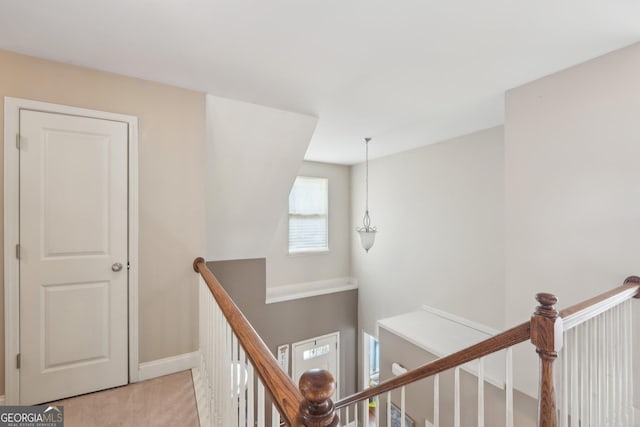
[48,370,200,427]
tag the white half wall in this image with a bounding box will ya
[505,42,640,398]
[205,95,317,261]
[352,127,505,337]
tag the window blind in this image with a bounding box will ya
[288,177,328,253]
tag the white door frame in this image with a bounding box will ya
[3,97,140,404]
[362,330,371,390]
[291,331,340,399]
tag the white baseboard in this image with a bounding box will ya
[137,351,200,382]
[266,277,357,304]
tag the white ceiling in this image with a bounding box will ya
[1,1,638,164]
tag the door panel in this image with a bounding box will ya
[43,130,110,257]
[19,110,128,404]
[42,281,109,371]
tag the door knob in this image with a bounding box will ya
[112,262,123,272]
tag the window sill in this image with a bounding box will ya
[288,248,330,257]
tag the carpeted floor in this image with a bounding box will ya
[47,370,200,426]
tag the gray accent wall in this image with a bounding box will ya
[208,258,358,398]
[379,328,536,427]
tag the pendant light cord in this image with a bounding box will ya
[365,137,369,213]
[363,137,372,230]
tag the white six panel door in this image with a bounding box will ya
[19,110,129,404]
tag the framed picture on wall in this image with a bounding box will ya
[390,403,415,427]
[277,344,289,375]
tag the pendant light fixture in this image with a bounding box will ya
[356,137,377,252]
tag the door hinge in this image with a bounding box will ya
[15,244,21,260]
[16,353,20,369]
[127,262,130,271]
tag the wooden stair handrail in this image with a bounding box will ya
[193,258,306,426]
[559,276,640,331]
[335,322,531,409]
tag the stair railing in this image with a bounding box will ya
[194,257,638,427]
[549,277,639,426]
[193,257,338,427]
[334,277,638,427]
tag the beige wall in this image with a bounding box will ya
[0,49,206,394]
[505,42,640,398]
[267,161,351,287]
[352,126,505,337]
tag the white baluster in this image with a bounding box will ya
[579,323,587,427]
[272,404,280,427]
[355,400,359,427]
[217,307,224,425]
[589,317,596,426]
[257,382,265,427]
[604,310,611,426]
[433,374,439,427]
[612,305,622,425]
[625,300,633,425]
[225,322,232,425]
[562,331,568,427]
[375,393,380,427]
[233,334,239,427]
[620,303,632,426]
[364,400,368,427]
[477,357,484,427]
[570,328,579,427]
[213,307,218,426]
[364,400,369,427]
[206,289,211,423]
[387,392,392,427]
[454,367,460,427]
[505,348,513,427]
[346,404,349,426]
[617,303,624,426]
[401,386,406,427]
[598,314,604,425]
[239,347,246,426]
[214,303,220,425]
[247,361,254,427]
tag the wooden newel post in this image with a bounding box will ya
[531,293,563,427]
[299,369,340,427]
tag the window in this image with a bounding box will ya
[288,176,328,253]
[369,336,380,383]
[303,344,331,360]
